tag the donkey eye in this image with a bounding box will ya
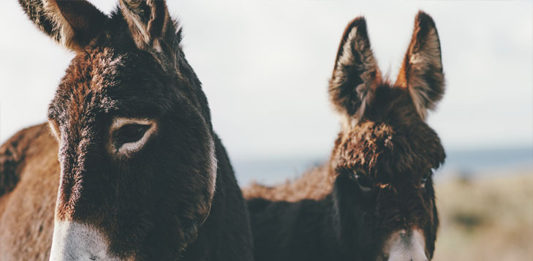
[419,172,432,188]
[113,124,151,146]
[355,173,373,192]
[109,118,157,156]
[420,178,427,188]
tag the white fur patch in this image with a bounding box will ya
[48,120,61,141]
[206,136,218,198]
[49,221,123,261]
[108,117,157,157]
[383,229,427,261]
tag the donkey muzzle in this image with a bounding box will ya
[381,229,428,261]
[49,221,123,261]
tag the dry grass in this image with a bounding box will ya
[433,170,533,261]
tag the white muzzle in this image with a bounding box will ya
[49,221,122,261]
[382,229,428,261]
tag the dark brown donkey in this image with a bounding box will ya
[0,0,253,260]
[244,12,445,261]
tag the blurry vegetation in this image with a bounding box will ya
[434,171,533,261]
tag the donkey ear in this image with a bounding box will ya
[18,0,108,51]
[119,0,175,52]
[329,17,380,120]
[396,11,444,119]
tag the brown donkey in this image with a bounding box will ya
[0,0,253,260]
[244,12,445,261]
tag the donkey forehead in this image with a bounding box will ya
[49,48,170,122]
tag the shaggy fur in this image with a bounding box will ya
[244,11,445,261]
[0,1,253,260]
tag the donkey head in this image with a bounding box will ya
[328,12,445,261]
[20,0,216,260]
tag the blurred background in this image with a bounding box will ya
[0,1,531,260]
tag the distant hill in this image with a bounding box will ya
[234,146,533,185]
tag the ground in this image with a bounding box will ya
[433,169,533,261]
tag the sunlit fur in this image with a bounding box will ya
[244,11,445,261]
[0,0,253,260]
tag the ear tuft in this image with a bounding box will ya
[120,0,174,52]
[19,0,109,51]
[329,17,380,120]
[396,11,444,119]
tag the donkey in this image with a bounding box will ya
[244,11,445,261]
[0,0,254,260]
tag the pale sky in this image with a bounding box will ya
[0,0,532,160]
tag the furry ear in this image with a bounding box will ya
[329,17,381,121]
[119,0,175,52]
[396,11,444,119]
[18,0,109,51]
